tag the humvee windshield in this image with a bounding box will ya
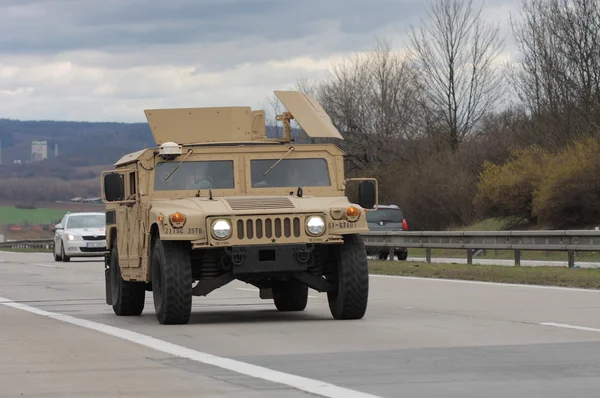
[154,160,235,190]
[250,158,331,188]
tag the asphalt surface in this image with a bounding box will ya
[2,251,600,397]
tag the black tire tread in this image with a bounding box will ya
[61,242,70,262]
[152,239,192,325]
[327,234,369,320]
[272,281,308,311]
[111,246,145,316]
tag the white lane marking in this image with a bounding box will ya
[370,274,600,293]
[235,287,318,298]
[33,263,57,268]
[540,322,600,333]
[0,296,381,398]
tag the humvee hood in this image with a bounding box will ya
[149,195,355,216]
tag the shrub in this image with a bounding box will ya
[533,137,600,229]
[474,145,549,225]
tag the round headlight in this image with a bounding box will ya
[212,219,231,239]
[306,216,325,236]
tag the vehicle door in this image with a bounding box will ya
[124,170,142,268]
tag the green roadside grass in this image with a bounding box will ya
[0,206,66,224]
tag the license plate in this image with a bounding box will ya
[86,241,105,248]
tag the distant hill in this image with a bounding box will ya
[0,118,306,182]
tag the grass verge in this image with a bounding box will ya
[0,206,66,224]
[368,260,600,289]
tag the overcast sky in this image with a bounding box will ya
[0,0,519,123]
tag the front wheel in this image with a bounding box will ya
[151,239,193,325]
[53,241,61,262]
[60,242,70,262]
[327,234,369,320]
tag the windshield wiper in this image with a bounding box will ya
[263,146,295,176]
[164,148,193,181]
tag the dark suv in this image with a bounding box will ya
[366,204,409,260]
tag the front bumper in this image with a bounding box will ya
[224,243,313,276]
[63,238,108,257]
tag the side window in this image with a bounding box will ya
[128,172,137,197]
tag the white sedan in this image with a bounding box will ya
[53,212,108,262]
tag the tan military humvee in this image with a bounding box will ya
[100,90,378,325]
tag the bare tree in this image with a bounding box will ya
[260,94,284,138]
[295,38,424,173]
[509,0,600,149]
[408,0,506,152]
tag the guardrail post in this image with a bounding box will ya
[514,249,521,266]
[467,249,473,265]
[388,246,394,261]
[426,248,431,263]
[568,250,575,268]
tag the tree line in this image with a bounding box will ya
[276,0,600,230]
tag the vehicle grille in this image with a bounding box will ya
[235,216,303,242]
[80,247,106,252]
[225,197,295,211]
[82,235,105,241]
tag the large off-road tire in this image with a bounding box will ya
[110,245,145,316]
[272,281,308,311]
[327,234,369,320]
[151,239,193,325]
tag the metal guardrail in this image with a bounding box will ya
[0,239,54,250]
[361,230,600,267]
[2,230,600,267]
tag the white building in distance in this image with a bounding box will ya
[31,140,48,162]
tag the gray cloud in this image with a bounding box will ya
[0,0,519,122]
[0,0,424,56]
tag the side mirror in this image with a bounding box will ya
[54,223,62,232]
[358,180,376,209]
[104,172,125,202]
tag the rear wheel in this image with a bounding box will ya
[110,245,145,316]
[327,234,369,320]
[151,239,193,325]
[396,250,408,261]
[272,280,308,311]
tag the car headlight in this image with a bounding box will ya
[212,219,232,239]
[306,216,325,236]
[66,233,77,241]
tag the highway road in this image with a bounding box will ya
[2,251,600,397]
